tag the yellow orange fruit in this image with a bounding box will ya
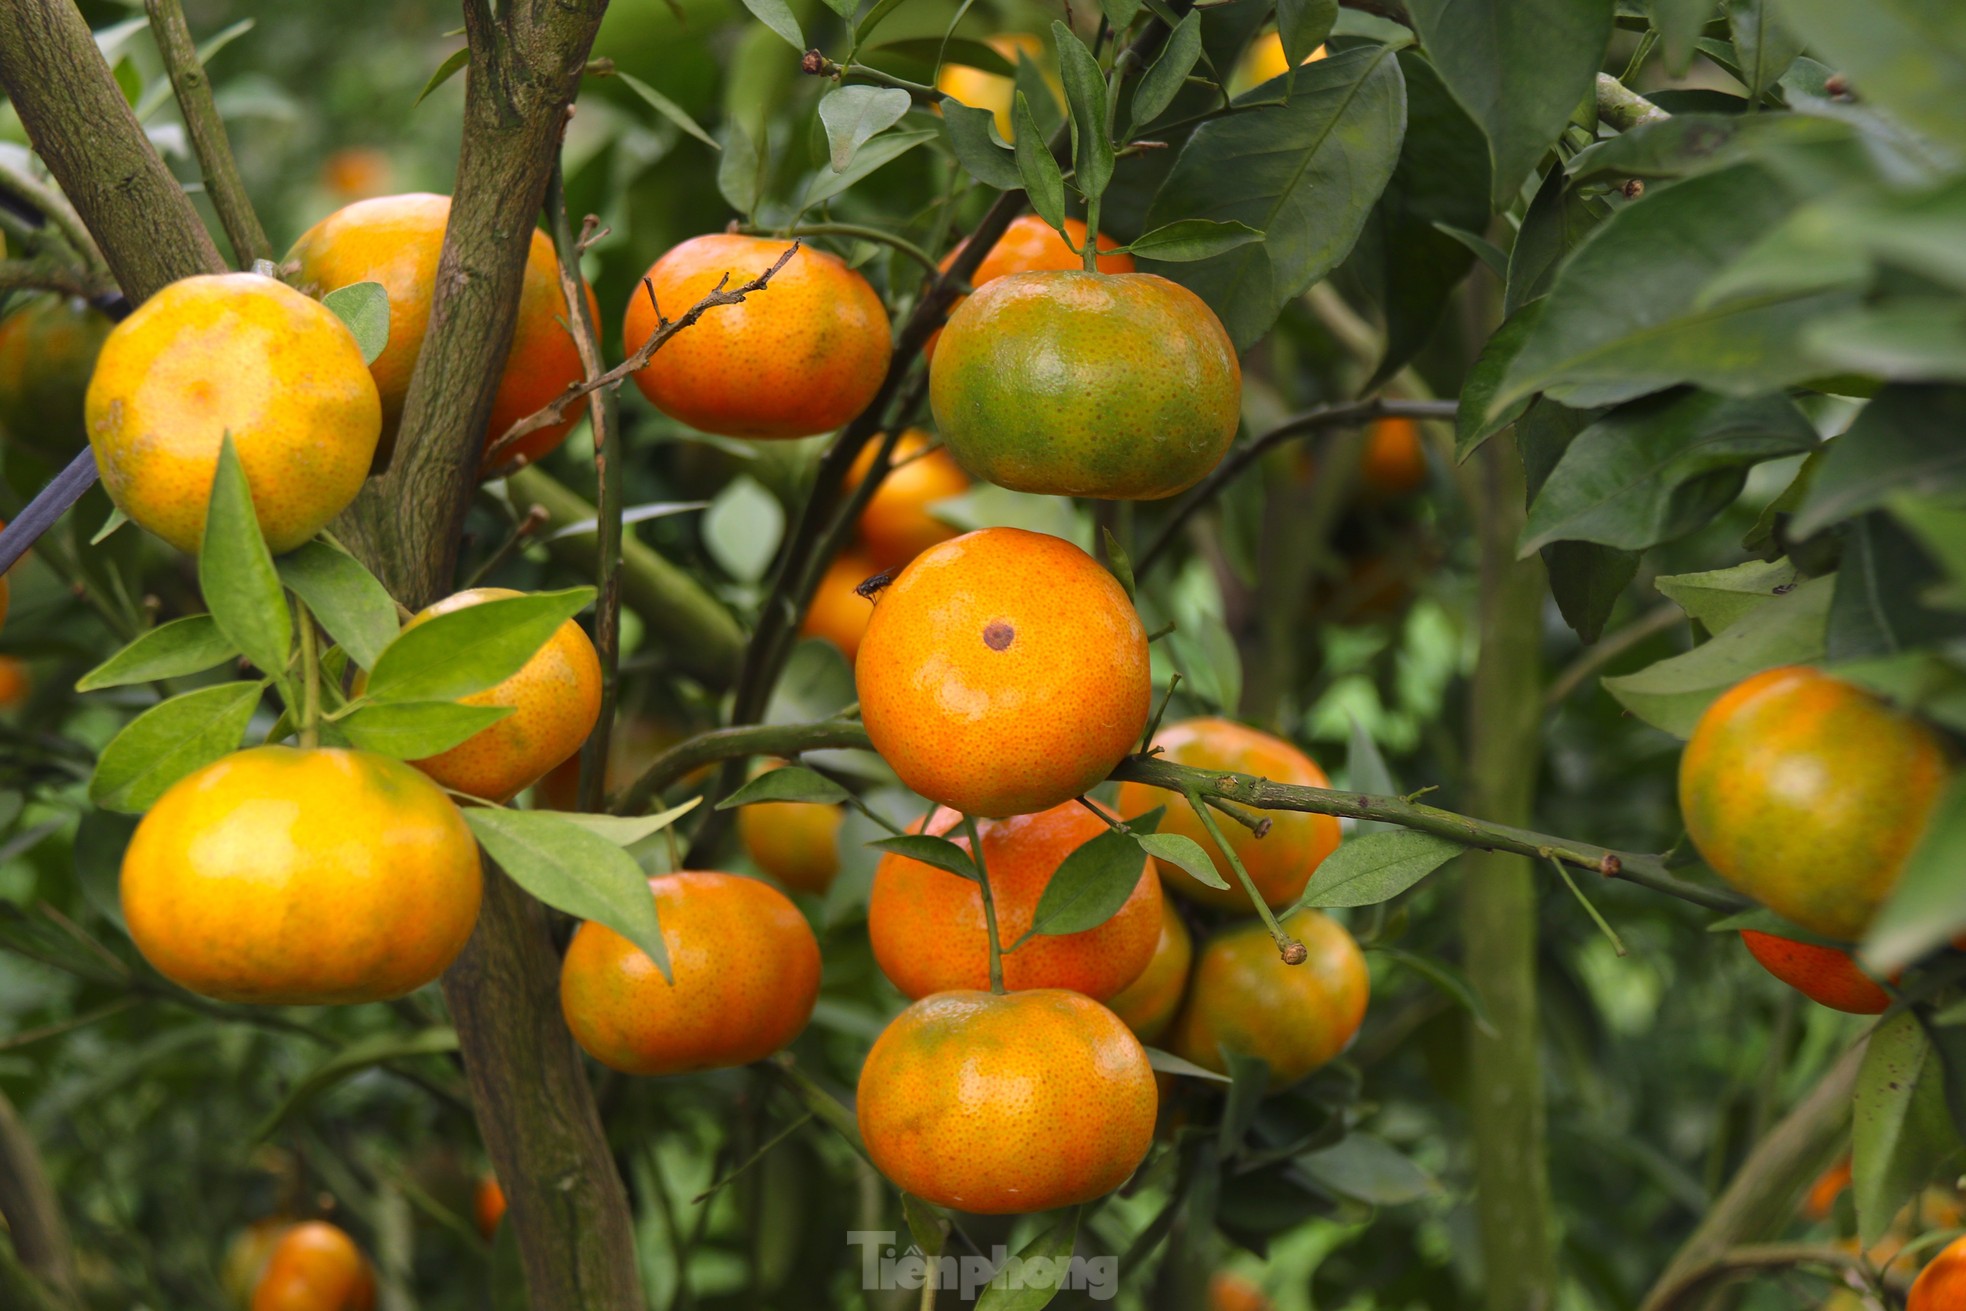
[121,746,483,1004]
[857,989,1156,1213]
[223,1219,292,1309]
[1740,930,1891,1014]
[623,234,891,439]
[85,272,382,553]
[856,527,1151,817]
[250,1220,375,1311]
[1172,909,1368,1087]
[317,148,392,201]
[934,35,1050,140]
[1230,31,1327,97]
[1117,718,1341,910]
[559,871,821,1075]
[473,1176,506,1240]
[1912,1235,1966,1311]
[799,549,878,664]
[737,765,844,895]
[930,270,1240,499]
[846,431,970,570]
[1358,415,1428,499]
[869,801,1162,1001]
[1680,666,1950,941]
[0,654,28,708]
[1209,1270,1274,1311]
[0,293,112,460]
[365,587,601,803]
[1107,897,1193,1043]
[287,193,598,468]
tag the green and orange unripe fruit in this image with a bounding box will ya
[1172,909,1368,1088]
[0,293,112,461]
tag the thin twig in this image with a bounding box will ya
[0,259,112,300]
[0,161,104,273]
[1644,1243,1866,1311]
[143,0,271,267]
[459,502,550,590]
[483,242,799,468]
[1544,602,1685,708]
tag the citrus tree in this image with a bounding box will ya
[0,0,1962,1308]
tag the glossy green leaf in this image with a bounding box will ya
[1791,386,1966,537]
[1853,1011,1963,1248]
[1293,830,1461,909]
[1023,825,1148,939]
[718,119,763,218]
[551,799,701,849]
[803,126,938,207]
[464,808,671,981]
[75,615,237,692]
[1119,218,1265,262]
[1864,778,1966,971]
[1455,299,1544,460]
[321,281,389,366]
[89,681,264,814]
[1053,21,1113,202]
[1564,112,1848,185]
[1650,0,1718,75]
[1013,92,1068,230]
[1143,42,1406,349]
[412,47,468,108]
[363,588,592,704]
[1135,831,1228,889]
[1655,558,1799,633]
[973,1208,1080,1310]
[817,85,912,172]
[1803,300,1966,383]
[1505,159,1609,316]
[1298,1133,1439,1205]
[1827,513,1962,659]
[716,766,851,809]
[940,98,1021,190]
[1131,10,1202,128]
[1408,0,1615,206]
[1144,1046,1232,1082]
[1517,398,1640,643]
[616,71,721,151]
[333,700,511,759]
[276,540,400,671]
[1774,0,1966,157]
[869,833,978,882]
[1345,713,1399,836]
[1278,0,1340,65]
[200,434,292,678]
[737,0,802,50]
[253,1028,459,1139]
[1725,0,1804,100]
[703,474,785,584]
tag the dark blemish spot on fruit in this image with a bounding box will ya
[983,621,1014,651]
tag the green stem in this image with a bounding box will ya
[1182,786,1303,962]
[611,718,871,816]
[1595,72,1670,132]
[295,598,321,750]
[142,0,271,267]
[963,814,1006,994]
[1548,856,1626,957]
[764,1054,868,1157]
[747,223,942,277]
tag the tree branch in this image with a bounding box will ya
[0,257,113,300]
[1644,1244,1867,1311]
[1596,72,1670,132]
[143,0,272,268]
[0,1089,75,1304]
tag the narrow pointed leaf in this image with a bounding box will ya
[199,434,291,678]
[76,616,238,692]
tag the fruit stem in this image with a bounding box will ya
[963,814,1007,994]
[295,597,321,750]
[1548,856,1627,957]
[1183,785,1304,964]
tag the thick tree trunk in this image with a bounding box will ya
[1463,433,1559,1310]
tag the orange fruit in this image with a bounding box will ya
[1106,897,1193,1043]
[223,1219,292,1309]
[533,716,701,810]
[1911,1235,1966,1311]
[0,655,28,709]
[1680,666,1951,941]
[85,273,382,554]
[1803,1156,1853,1222]
[0,293,112,460]
[930,270,1240,499]
[317,148,392,201]
[287,193,598,469]
[559,870,821,1075]
[799,549,878,664]
[1208,1270,1273,1311]
[869,801,1162,1001]
[1358,416,1428,499]
[472,1176,506,1240]
[250,1220,375,1311]
[1172,909,1368,1087]
[623,234,891,439]
[856,527,1151,817]
[1230,31,1328,96]
[121,746,483,1004]
[934,35,1051,140]
[737,764,844,895]
[927,217,1133,357]
[857,988,1156,1213]
[1740,930,1891,1014]
[360,587,601,803]
[1116,718,1341,911]
[845,431,970,570]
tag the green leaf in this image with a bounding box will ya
[1344,714,1399,836]
[973,1208,1080,1310]
[1800,300,1966,383]
[1564,112,1848,186]
[616,71,721,151]
[1102,527,1137,598]
[1650,0,1718,76]
[1298,1133,1439,1205]
[1136,831,1230,890]
[1492,165,1847,414]
[869,833,978,882]
[1601,574,1832,735]
[1517,398,1642,644]
[871,37,1019,78]
[253,1028,459,1140]
[1023,825,1149,939]
[321,282,389,367]
[1827,513,1962,660]
[1407,0,1615,207]
[1655,558,1799,633]
[940,98,1022,190]
[1100,0,1144,30]
[1291,830,1462,909]
[464,809,672,982]
[803,126,938,207]
[1277,0,1340,65]
[276,540,400,671]
[1773,0,1966,157]
[413,47,469,108]
[363,588,592,704]
[1053,21,1114,203]
[1145,1046,1233,1082]
[1119,219,1265,262]
[1130,10,1202,128]
[817,85,913,172]
[549,799,702,848]
[1861,778,1966,973]
[1791,386,1966,538]
[200,434,292,678]
[1455,299,1544,460]
[1505,158,1609,317]
[738,0,803,50]
[1142,42,1407,350]
[333,700,511,759]
[718,119,763,218]
[1368,944,1496,1035]
[1013,92,1068,231]
[1519,390,1818,555]
[75,616,237,692]
[1219,1048,1271,1150]
[703,474,785,584]
[1725,0,1804,100]
[1853,1011,1963,1249]
[89,681,264,814]
[1166,617,1242,716]
[716,766,851,809]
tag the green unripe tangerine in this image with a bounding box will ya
[928,270,1241,501]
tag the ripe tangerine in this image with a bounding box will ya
[1911,1234,1966,1311]
[799,549,878,664]
[250,1220,375,1311]
[1740,930,1891,1014]
[1172,909,1368,1087]
[845,431,970,570]
[737,764,845,895]
[1106,896,1194,1043]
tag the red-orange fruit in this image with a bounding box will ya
[250,1220,375,1311]
[1740,930,1891,1014]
